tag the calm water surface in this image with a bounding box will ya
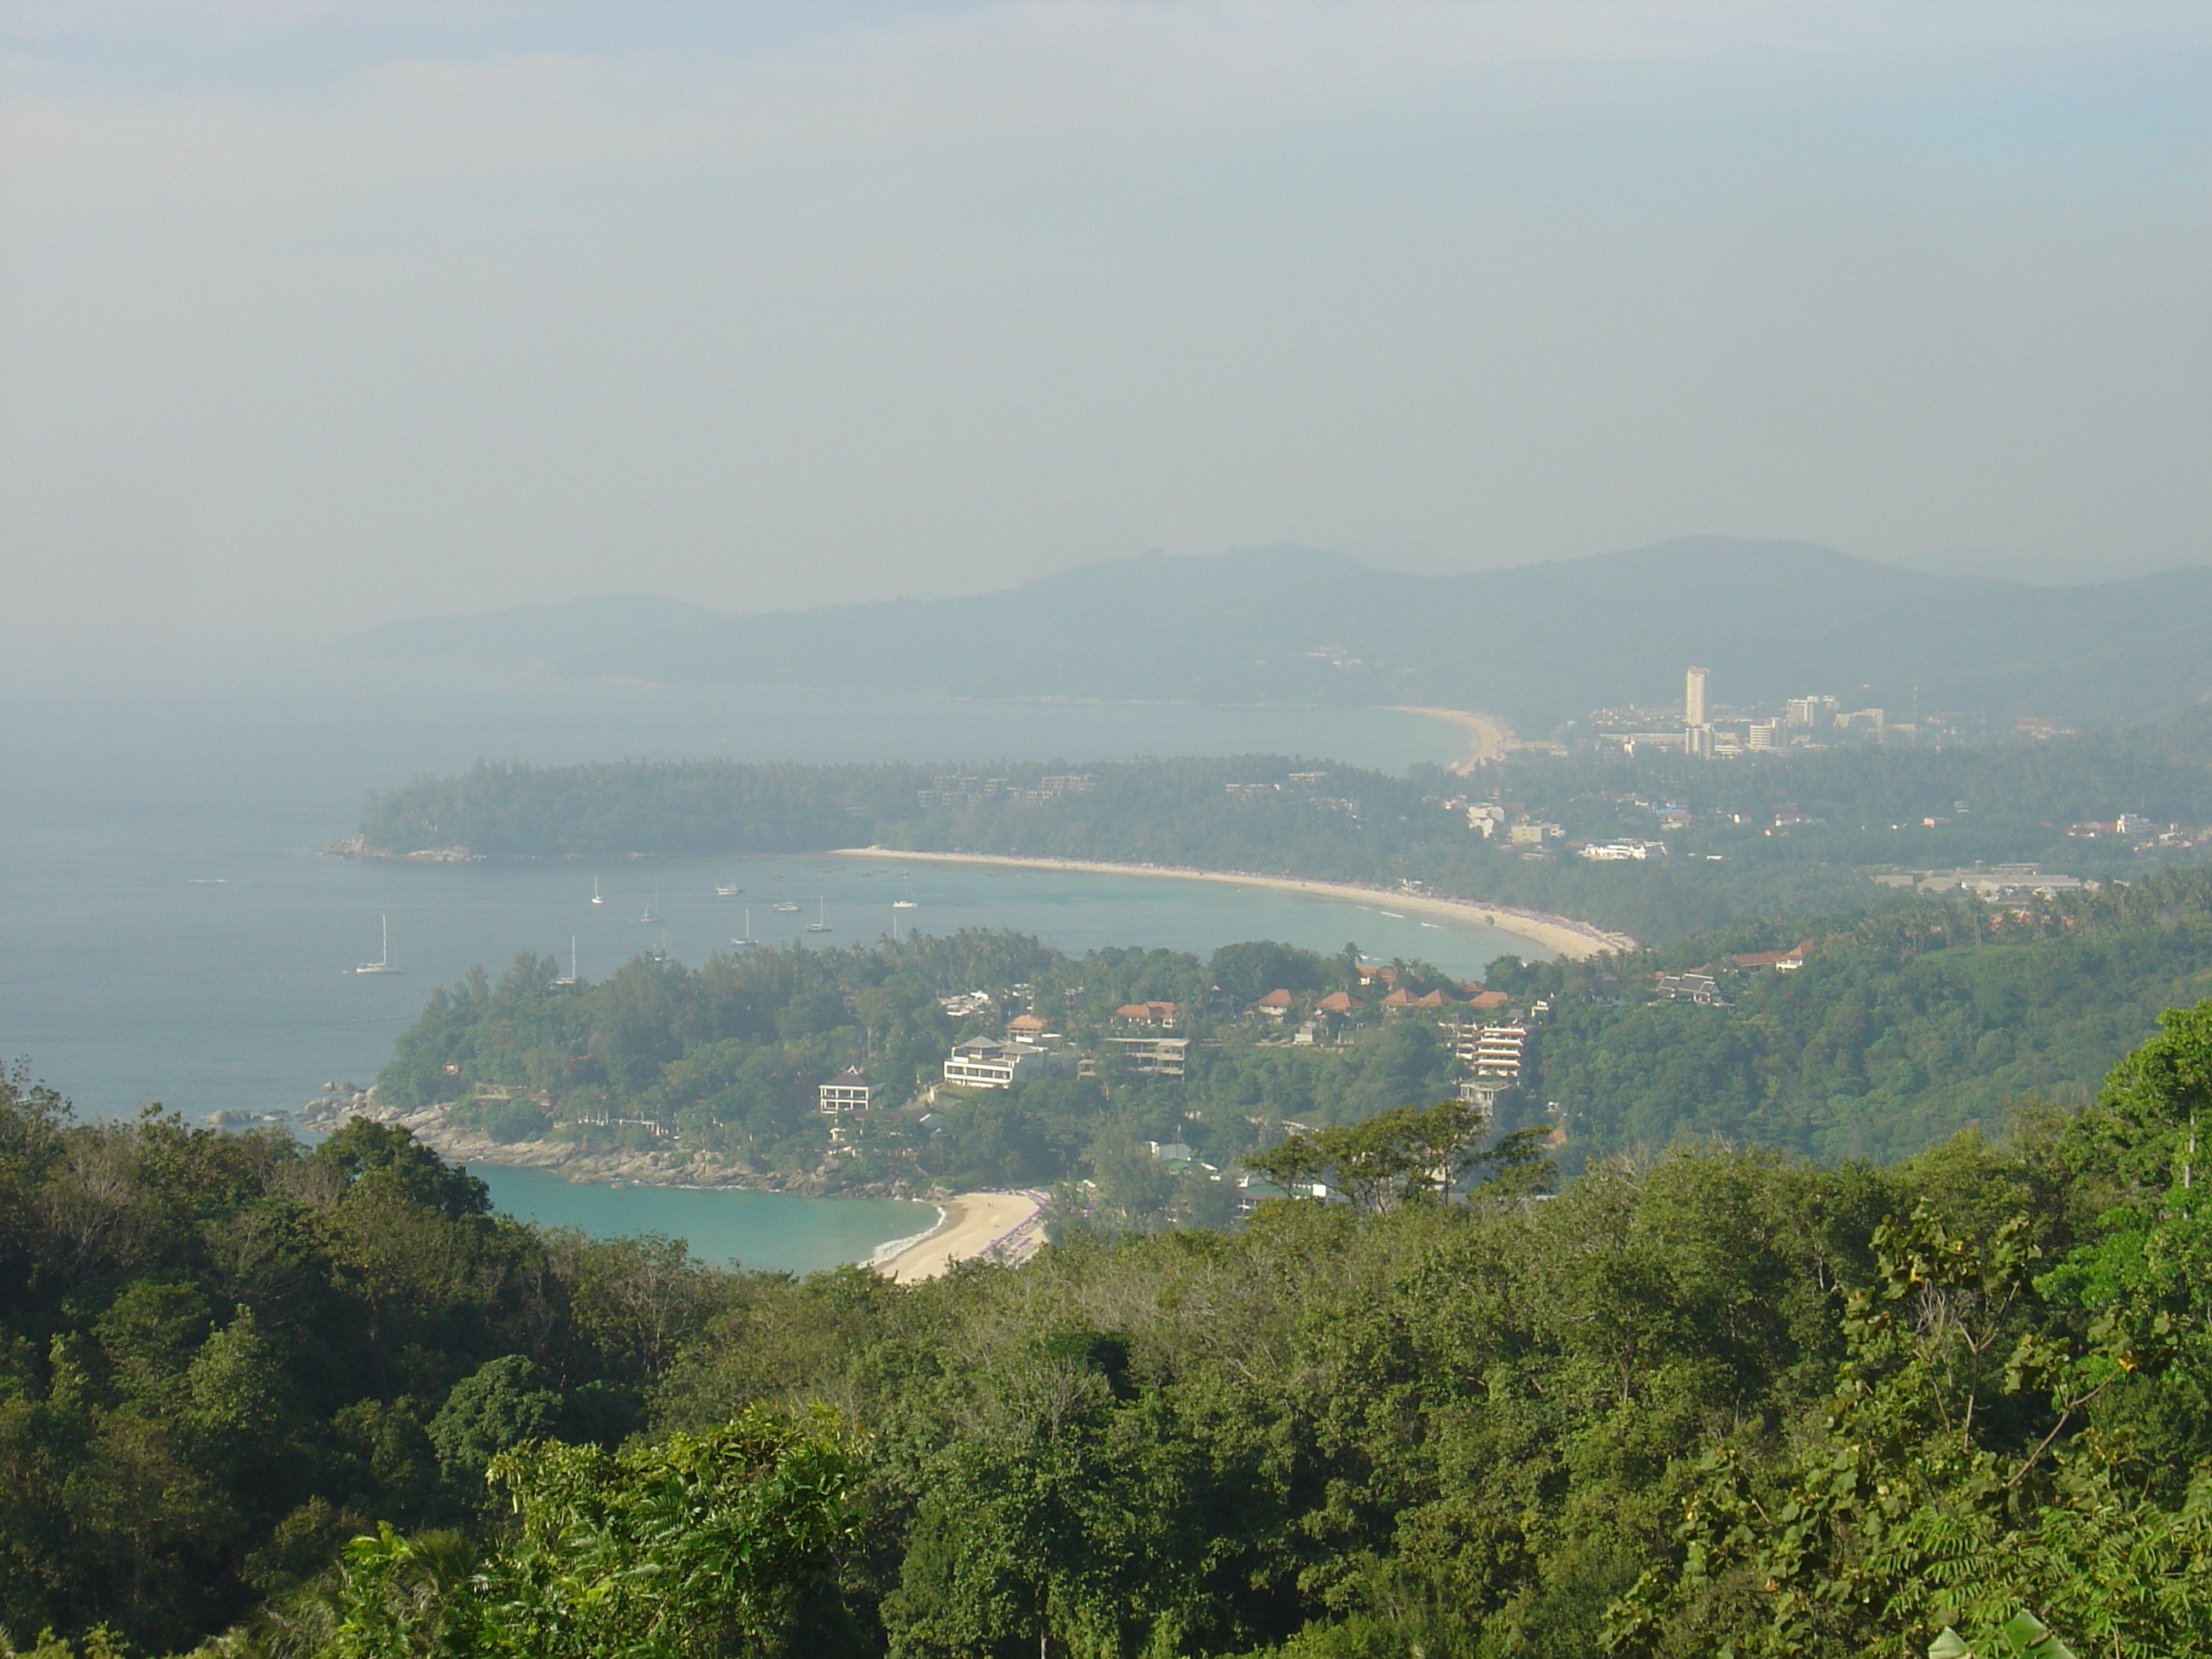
[1,678,1514,1270]
[474,1165,941,1274]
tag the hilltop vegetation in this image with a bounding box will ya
[15,1003,2212,1654]
[358,757,931,861]
[0,1073,736,1652]
[1526,865,2212,1165]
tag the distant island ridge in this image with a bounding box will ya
[338,537,2212,730]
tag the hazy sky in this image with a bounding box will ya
[4,1,2210,673]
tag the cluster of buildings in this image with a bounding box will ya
[1243,967,1542,1117]
[1578,840,1665,861]
[814,1001,1199,1127]
[1437,799,1562,845]
[1871,866,2099,900]
[2062,816,2212,850]
[1437,791,1666,861]
[917,773,1095,809]
[1592,668,1977,759]
[1650,938,1813,1009]
[813,968,1545,1150]
[1224,771,1365,817]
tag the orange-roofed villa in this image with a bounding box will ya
[1115,1000,1180,1026]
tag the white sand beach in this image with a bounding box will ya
[833,847,1632,959]
[1387,705,1508,771]
[875,1190,1046,1283]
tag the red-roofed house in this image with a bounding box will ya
[1114,1000,1179,1026]
[1254,988,1296,1018]
[1380,988,1417,1009]
[1729,940,1813,972]
[1315,991,1362,1015]
[1469,990,1511,1011]
[1006,1013,1050,1036]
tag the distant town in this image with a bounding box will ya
[1585,665,2069,758]
[805,963,1545,1213]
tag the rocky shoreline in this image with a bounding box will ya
[300,1089,928,1202]
[324,835,482,864]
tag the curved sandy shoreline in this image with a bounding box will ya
[868,1206,948,1267]
[875,1190,1047,1283]
[1387,705,1508,771]
[832,847,1632,959]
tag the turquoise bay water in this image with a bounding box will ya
[0,678,1515,1270]
[474,1165,941,1274]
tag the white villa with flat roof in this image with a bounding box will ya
[818,1067,875,1114]
[942,1037,1084,1090]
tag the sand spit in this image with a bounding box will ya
[833,848,1632,959]
[1386,705,1508,771]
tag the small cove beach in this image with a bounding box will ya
[871,1191,1049,1283]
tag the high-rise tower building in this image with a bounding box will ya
[1685,667,1709,728]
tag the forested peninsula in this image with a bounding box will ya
[350,708,2212,946]
[351,863,2212,1193]
[10,1000,2212,1655]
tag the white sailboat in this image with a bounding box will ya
[640,892,661,924]
[553,936,581,986]
[590,878,604,905]
[806,897,832,933]
[892,872,919,910]
[354,914,400,975]
[731,907,759,949]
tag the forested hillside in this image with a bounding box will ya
[356,757,934,860]
[370,865,2212,1195]
[15,1005,2212,1655]
[0,1074,735,1652]
[1528,866,2212,1164]
[374,928,1464,1226]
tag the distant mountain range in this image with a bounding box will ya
[336,539,2212,731]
